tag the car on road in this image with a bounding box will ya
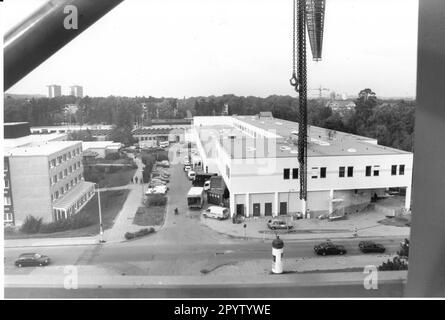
[15,253,51,267]
[267,219,293,230]
[145,185,168,195]
[184,164,191,172]
[359,241,386,253]
[314,242,347,256]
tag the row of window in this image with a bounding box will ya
[283,165,406,179]
[49,147,81,169]
[51,174,83,201]
[50,161,82,185]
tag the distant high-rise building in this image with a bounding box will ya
[69,85,83,98]
[47,85,62,98]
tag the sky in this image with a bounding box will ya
[2,0,419,99]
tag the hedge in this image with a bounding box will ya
[124,227,155,240]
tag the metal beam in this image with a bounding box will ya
[4,0,124,91]
[406,0,445,297]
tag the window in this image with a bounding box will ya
[373,165,380,176]
[320,167,327,178]
[53,175,58,183]
[4,196,11,205]
[347,166,354,177]
[58,172,63,179]
[68,151,72,159]
[55,191,59,199]
[391,165,397,175]
[311,167,319,179]
[399,165,405,175]
[4,161,9,171]
[60,187,64,195]
[339,166,345,178]
[50,159,56,168]
[63,154,67,161]
[366,166,372,176]
[73,163,77,170]
[283,168,290,180]
[69,166,73,173]
[5,178,9,188]
[292,168,299,179]
[66,184,69,191]
[64,169,68,177]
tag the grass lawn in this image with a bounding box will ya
[133,205,166,227]
[5,189,130,239]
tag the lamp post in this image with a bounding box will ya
[141,169,145,204]
[95,184,105,243]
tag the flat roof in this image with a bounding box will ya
[6,141,81,157]
[197,115,411,158]
[4,133,67,152]
[82,141,122,149]
[53,181,95,210]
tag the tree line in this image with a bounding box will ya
[4,89,415,151]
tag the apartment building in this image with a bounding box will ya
[192,115,413,218]
[4,123,94,225]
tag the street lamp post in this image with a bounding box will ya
[96,184,105,243]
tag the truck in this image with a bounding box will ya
[187,187,205,209]
[192,172,218,187]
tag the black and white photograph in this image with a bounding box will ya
[1,0,445,304]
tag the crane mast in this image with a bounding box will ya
[290,0,326,216]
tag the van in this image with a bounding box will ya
[203,180,211,191]
[203,206,230,220]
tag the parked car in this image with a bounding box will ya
[151,178,167,185]
[184,165,191,172]
[359,241,386,253]
[145,185,168,195]
[314,242,347,256]
[188,170,196,180]
[15,253,51,267]
[267,219,293,230]
[203,206,230,220]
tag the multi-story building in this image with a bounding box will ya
[4,123,95,225]
[192,115,413,218]
[47,84,62,98]
[69,85,83,98]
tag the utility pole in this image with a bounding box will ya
[96,184,104,243]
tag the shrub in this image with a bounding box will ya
[124,227,155,240]
[20,215,42,234]
[105,152,120,161]
[378,256,408,271]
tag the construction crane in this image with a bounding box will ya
[309,85,330,98]
[289,0,326,216]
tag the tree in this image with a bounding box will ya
[109,127,135,146]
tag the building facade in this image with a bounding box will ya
[192,115,413,218]
[4,123,94,225]
[47,84,62,98]
[69,85,83,98]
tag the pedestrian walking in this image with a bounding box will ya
[135,176,138,184]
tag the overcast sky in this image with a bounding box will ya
[3,0,418,98]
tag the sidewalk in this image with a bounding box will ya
[102,157,151,243]
[4,267,407,288]
[203,209,410,241]
[4,236,99,248]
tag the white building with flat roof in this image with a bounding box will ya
[4,127,94,225]
[82,141,122,158]
[192,115,413,218]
